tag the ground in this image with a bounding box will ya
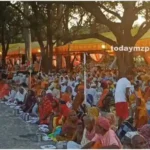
[0,103,54,149]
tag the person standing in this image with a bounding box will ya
[115,72,132,127]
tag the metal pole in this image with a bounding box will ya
[84,53,87,105]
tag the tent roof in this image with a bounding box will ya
[71,28,150,44]
[1,27,150,55]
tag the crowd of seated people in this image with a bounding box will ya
[0,66,150,149]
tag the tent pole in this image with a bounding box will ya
[84,53,87,105]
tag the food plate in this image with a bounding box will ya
[10,106,15,108]
[40,145,56,149]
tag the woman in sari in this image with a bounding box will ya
[56,110,78,142]
[0,81,10,100]
[38,93,53,125]
[97,81,110,113]
[48,98,70,133]
[22,90,37,113]
[134,84,148,128]
[144,80,150,102]
[61,86,72,103]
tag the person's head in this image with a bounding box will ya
[83,115,95,132]
[95,117,110,135]
[101,81,108,89]
[28,90,35,97]
[65,86,72,93]
[106,113,116,126]
[131,134,148,149]
[21,83,28,89]
[67,110,78,122]
[77,84,84,93]
[19,87,24,94]
[134,84,140,91]
[51,98,59,108]
[45,93,53,101]
[138,124,150,141]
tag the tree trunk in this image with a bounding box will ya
[23,3,31,62]
[46,3,53,73]
[2,53,6,68]
[116,43,135,78]
[66,55,71,71]
[23,28,31,62]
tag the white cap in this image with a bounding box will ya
[46,89,52,94]
[91,83,96,87]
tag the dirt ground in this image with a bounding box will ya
[0,103,54,149]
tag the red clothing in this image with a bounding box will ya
[60,104,71,118]
[39,99,52,124]
[0,84,10,99]
[115,102,129,120]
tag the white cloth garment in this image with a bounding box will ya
[115,77,131,103]
[61,85,67,93]
[14,88,27,102]
[6,90,17,101]
[52,88,60,99]
[87,88,98,105]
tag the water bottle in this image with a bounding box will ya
[25,113,29,121]
[146,101,150,124]
[36,133,42,142]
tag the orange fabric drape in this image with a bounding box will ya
[90,54,104,62]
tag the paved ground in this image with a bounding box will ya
[0,103,54,149]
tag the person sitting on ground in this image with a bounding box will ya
[138,124,150,148]
[14,83,28,105]
[38,93,53,125]
[3,83,17,103]
[48,98,70,133]
[55,110,78,142]
[22,90,37,113]
[61,86,72,103]
[80,116,95,147]
[52,83,61,99]
[72,83,84,112]
[0,80,10,100]
[116,116,136,143]
[82,116,122,149]
[131,134,149,149]
[106,113,117,131]
[67,120,84,149]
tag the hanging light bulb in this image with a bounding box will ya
[101,44,106,49]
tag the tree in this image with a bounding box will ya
[66,1,150,77]
[11,2,93,72]
[0,2,22,67]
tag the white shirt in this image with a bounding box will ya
[115,77,131,103]
[8,90,17,100]
[14,88,27,102]
[61,85,67,93]
[87,88,98,105]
